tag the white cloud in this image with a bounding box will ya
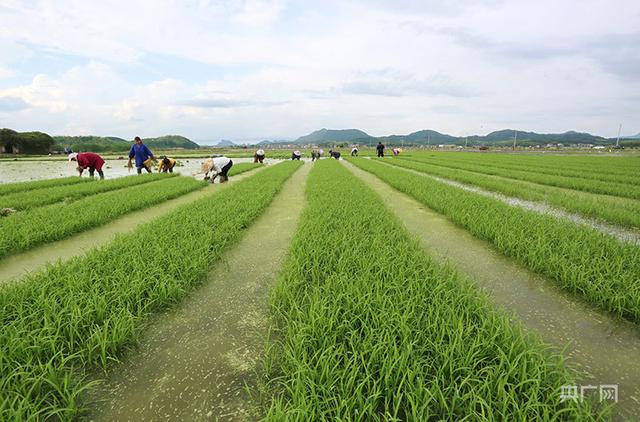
[0,0,639,138]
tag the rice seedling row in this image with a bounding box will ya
[0,176,205,259]
[396,156,640,200]
[263,160,602,420]
[348,158,640,323]
[0,163,262,259]
[0,161,302,420]
[429,152,639,177]
[0,176,92,196]
[0,173,176,211]
[408,154,640,186]
[383,157,640,230]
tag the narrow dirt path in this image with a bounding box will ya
[85,163,310,421]
[0,167,265,283]
[344,161,640,419]
[378,160,640,245]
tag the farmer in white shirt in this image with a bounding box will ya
[202,155,233,183]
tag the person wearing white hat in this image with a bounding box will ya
[254,149,265,163]
[291,150,301,160]
[69,152,105,179]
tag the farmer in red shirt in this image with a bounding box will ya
[68,152,106,179]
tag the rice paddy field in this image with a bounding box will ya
[0,151,639,420]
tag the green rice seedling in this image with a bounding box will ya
[0,176,92,196]
[409,152,639,183]
[383,158,640,230]
[0,161,302,419]
[0,176,205,258]
[349,158,640,323]
[414,152,639,179]
[397,155,640,199]
[227,161,264,175]
[263,160,604,420]
[0,173,175,211]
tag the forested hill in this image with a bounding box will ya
[53,135,199,152]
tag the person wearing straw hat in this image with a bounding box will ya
[69,152,106,179]
[203,155,233,183]
[254,149,265,163]
[291,150,301,160]
[128,136,155,174]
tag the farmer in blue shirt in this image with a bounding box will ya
[128,136,155,174]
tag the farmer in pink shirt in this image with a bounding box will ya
[68,152,106,179]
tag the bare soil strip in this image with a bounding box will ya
[378,159,640,245]
[0,167,265,283]
[85,163,310,421]
[344,160,640,419]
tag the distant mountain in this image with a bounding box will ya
[143,135,199,149]
[291,128,612,146]
[295,128,372,144]
[53,136,129,152]
[54,135,199,152]
[214,139,236,147]
[622,133,640,140]
[378,130,458,145]
[471,129,607,145]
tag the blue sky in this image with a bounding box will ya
[0,0,639,142]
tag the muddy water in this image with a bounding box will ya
[0,157,271,183]
[378,160,640,245]
[345,161,640,419]
[0,167,265,283]
[85,163,310,421]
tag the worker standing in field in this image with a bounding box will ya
[128,136,155,174]
[157,156,177,173]
[254,149,265,163]
[311,150,320,161]
[291,150,302,160]
[203,155,233,183]
[68,152,106,179]
[376,142,385,157]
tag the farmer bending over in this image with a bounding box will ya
[254,149,265,163]
[128,136,155,174]
[329,150,341,160]
[69,152,105,179]
[158,156,176,173]
[204,155,233,183]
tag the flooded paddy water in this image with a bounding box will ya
[0,157,274,183]
[377,160,640,245]
[0,166,267,283]
[84,163,310,420]
[344,161,640,419]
